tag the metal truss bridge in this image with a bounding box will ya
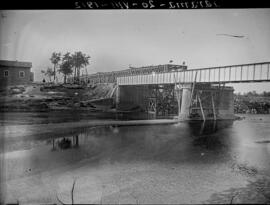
[117,62,270,85]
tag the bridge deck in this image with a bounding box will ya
[117,62,270,85]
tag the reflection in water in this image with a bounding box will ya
[51,135,79,151]
[189,120,234,151]
[189,120,233,136]
[43,120,235,165]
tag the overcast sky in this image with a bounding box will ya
[0,9,270,93]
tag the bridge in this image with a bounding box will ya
[117,62,270,85]
[74,62,270,121]
[114,62,270,121]
[77,64,187,84]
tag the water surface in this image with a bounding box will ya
[1,113,270,204]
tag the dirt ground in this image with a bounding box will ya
[0,83,116,111]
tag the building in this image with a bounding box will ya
[0,60,33,88]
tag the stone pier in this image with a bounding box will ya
[116,83,235,121]
[178,83,192,120]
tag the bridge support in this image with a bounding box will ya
[115,85,120,109]
[178,83,192,120]
[116,83,234,121]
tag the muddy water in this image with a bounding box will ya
[1,113,270,204]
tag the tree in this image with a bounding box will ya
[59,52,73,84]
[59,61,73,84]
[41,67,55,82]
[50,52,61,82]
[72,51,90,82]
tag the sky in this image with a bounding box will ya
[0,9,270,93]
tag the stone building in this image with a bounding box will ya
[0,60,33,88]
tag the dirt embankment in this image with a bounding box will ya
[0,83,116,112]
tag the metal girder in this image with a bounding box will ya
[117,62,270,85]
[146,85,178,117]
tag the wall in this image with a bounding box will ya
[217,87,234,119]
[117,85,151,110]
[0,67,32,88]
[188,84,235,120]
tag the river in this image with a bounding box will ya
[0,113,270,204]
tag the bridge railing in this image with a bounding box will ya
[117,62,270,85]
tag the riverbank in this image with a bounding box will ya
[0,83,117,112]
[1,118,179,140]
[234,94,270,114]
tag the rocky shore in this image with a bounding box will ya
[0,83,116,112]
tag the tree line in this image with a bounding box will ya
[234,91,270,114]
[235,91,270,97]
[41,51,90,84]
